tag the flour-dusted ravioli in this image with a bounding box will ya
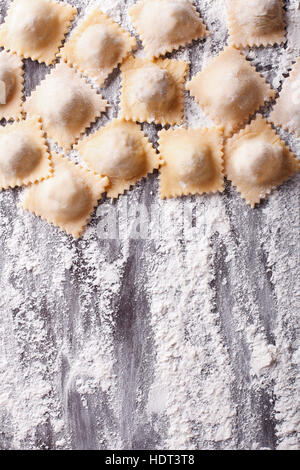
[186,47,275,137]
[120,57,188,126]
[21,153,109,238]
[0,50,23,121]
[129,0,208,58]
[76,119,162,199]
[269,58,300,137]
[227,0,286,48]
[24,63,108,150]
[224,115,300,207]
[59,9,136,87]
[0,116,52,190]
[0,0,77,65]
[158,127,224,199]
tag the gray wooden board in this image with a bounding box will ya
[0,0,299,450]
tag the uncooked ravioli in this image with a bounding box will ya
[129,0,207,57]
[0,0,77,64]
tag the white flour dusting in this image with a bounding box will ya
[0,0,299,450]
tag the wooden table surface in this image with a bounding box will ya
[0,0,299,450]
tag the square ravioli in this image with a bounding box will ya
[0,0,77,65]
[186,47,275,136]
[24,63,108,150]
[76,119,162,199]
[129,0,208,58]
[120,57,188,126]
[158,127,224,199]
[224,115,300,207]
[0,50,23,121]
[0,116,52,190]
[269,58,300,137]
[21,153,109,239]
[59,9,136,87]
[227,0,286,48]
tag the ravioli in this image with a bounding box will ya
[59,9,136,86]
[21,153,109,238]
[0,50,23,121]
[0,0,77,65]
[186,47,275,136]
[129,0,208,58]
[269,58,300,137]
[24,63,108,150]
[76,119,162,198]
[120,57,188,126]
[227,0,286,47]
[159,127,224,198]
[0,116,52,190]
[224,115,300,207]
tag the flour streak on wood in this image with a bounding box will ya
[0,0,299,450]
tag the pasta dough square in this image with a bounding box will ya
[227,0,286,48]
[224,115,300,207]
[0,0,77,65]
[120,57,188,126]
[269,58,300,137]
[59,9,136,87]
[76,119,162,199]
[129,0,208,58]
[24,63,108,151]
[186,47,275,136]
[0,50,24,121]
[158,127,224,199]
[0,116,52,190]
[21,153,109,239]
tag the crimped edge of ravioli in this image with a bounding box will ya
[120,56,188,126]
[20,152,109,239]
[158,126,225,199]
[0,50,24,121]
[0,0,77,65]
[186,46,276,137]
[0,116,53,190]
[227,0,286,48]
[24,63,108,151]
[269,57,300,137]
[129,0,208,58]
[224,115,300,208]
[58,9,137,87]
[76,118,163,199]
